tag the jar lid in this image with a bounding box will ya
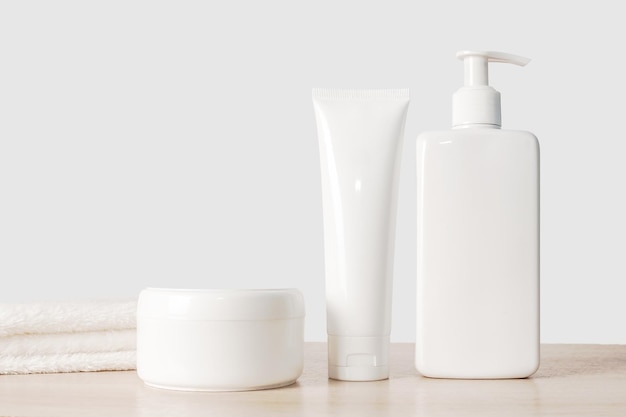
[138,288,305,321]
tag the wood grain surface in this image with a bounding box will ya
[0,343,624,416]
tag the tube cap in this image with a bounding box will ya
[328,335,389,381]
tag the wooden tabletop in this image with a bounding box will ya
[1,343,625,416]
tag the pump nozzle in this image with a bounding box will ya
[453,50,531,128]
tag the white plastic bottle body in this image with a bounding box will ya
[416,128,539,379]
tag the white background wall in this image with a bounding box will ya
[1,1,624,344]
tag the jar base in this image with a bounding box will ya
[143,379,298,392]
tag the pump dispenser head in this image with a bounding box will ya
[452,51,530,129]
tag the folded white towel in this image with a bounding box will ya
[0,298,137,374]
[0,329,136,356]
[0,298,136,337]
[0,351,136,375]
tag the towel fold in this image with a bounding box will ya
[0,298,137,375]
[0,351,136,375]
[0,298,137,337]
[0,329,136,356]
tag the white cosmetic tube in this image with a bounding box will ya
[312,89,409,381]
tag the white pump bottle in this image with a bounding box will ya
[416,51,539,379]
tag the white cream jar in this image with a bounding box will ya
[137,288,305,391]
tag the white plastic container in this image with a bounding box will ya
[137,288,305,391]
[416,51,539,379]
[312,89,410,381]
